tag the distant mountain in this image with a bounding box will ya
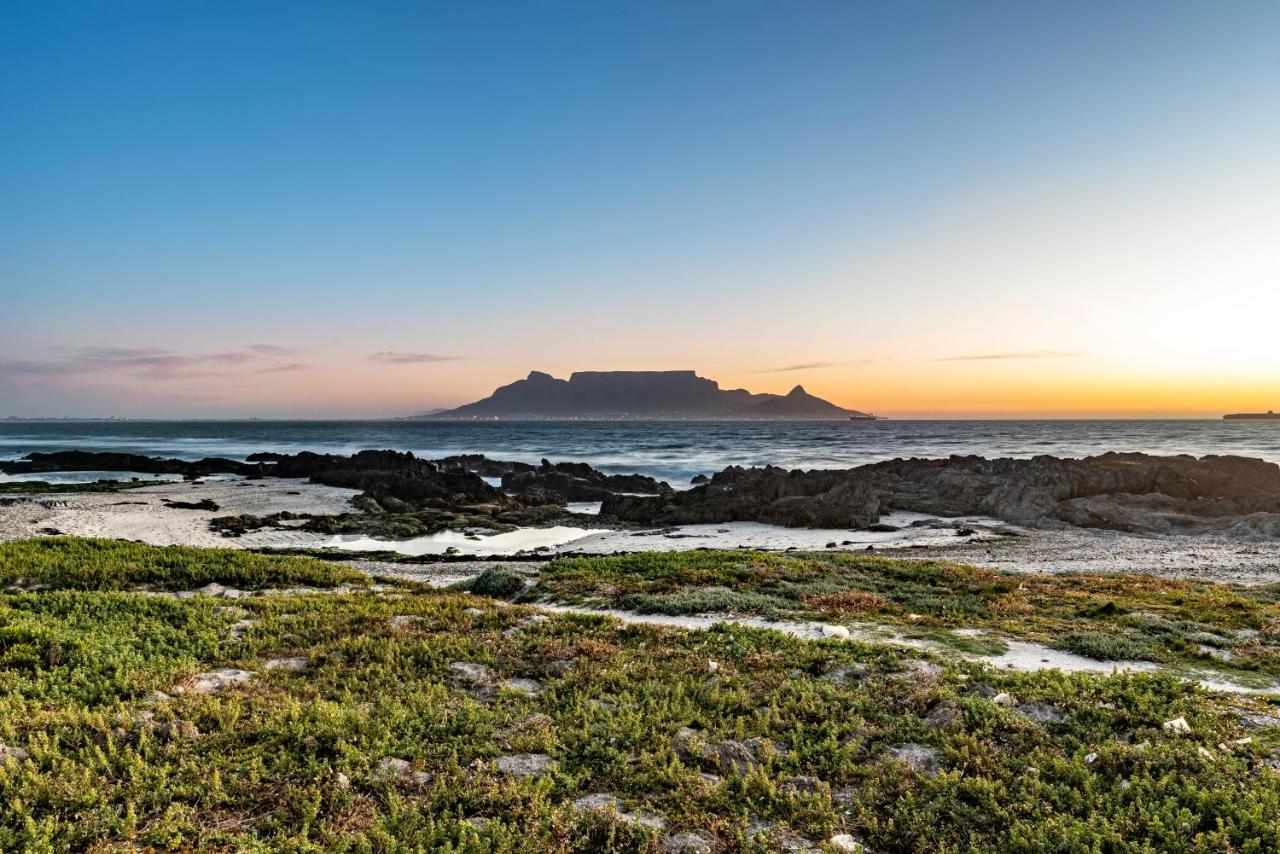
[421,370,874,420]
[740,384,855,418]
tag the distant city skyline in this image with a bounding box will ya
[4,2,1278,418]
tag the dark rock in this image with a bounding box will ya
[433,454,535,478]
[162,498,220,511]
[606,452,1280,537]
[690,474,710,485]
[704,739,760,776]
[1,451,260,478]
[1016,702,1067,725]
[603,465,881,528]
[923,701,964,732]
[503,459,672,502]
[781,774,824,794]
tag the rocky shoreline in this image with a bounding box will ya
[6,448,1280,544]
[605,452,1280,539]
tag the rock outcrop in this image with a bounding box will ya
[604,465,881,528]
[503,459,672,504]
[603,453,1280,538]
[1,451,260,478]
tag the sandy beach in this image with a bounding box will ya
[5,476,1280,585]
[0,479,361,550]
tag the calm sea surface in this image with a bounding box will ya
[3,420,1279,485]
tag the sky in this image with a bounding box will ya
[2,1,1278,419]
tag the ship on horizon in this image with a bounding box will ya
[1223,410,1279,420]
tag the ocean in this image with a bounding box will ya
[3,419,1280,486]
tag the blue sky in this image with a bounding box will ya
[3,1,1278,417]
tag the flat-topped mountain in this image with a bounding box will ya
[423,370,872,420]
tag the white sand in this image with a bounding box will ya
[316,525,597,557]
[4,477,1280,584]
[0,478,358,549]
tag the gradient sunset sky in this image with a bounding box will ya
[3,1,1278,418]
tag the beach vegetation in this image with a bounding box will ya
[0,539,1278,850]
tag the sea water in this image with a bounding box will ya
[3,419,1279,486]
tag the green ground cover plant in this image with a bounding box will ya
[534,551,1280,679]
[0,538,1278,851]
[0,537,367,592]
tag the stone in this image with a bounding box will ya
[373,757,431,788]
[1016,702,1066,725]
[494,753,555,778]
[573,793,667,830]
[829,834,866,853]
[574,792,621,811]
[1163,716,1192,735]
[672,726,703,757]
[924,701,965,732]
[158,719,201,741]
[781,775,823,794]
[500,677,542,696]
[180,668,253,695]
[0,744,29,765]
[887,742,942,775]
[663,831,716,853]
[705,739,759,775]
[821,625,851,640]
[1235,709,1280,729]
[264,656,308,671]
[449,662,496,695]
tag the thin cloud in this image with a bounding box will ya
[255,362,312,373]
[367,351,464,364]
[247,344,296,356]
[753,360,871,373]
[1,346,307,381]
[935,350,1084,362]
